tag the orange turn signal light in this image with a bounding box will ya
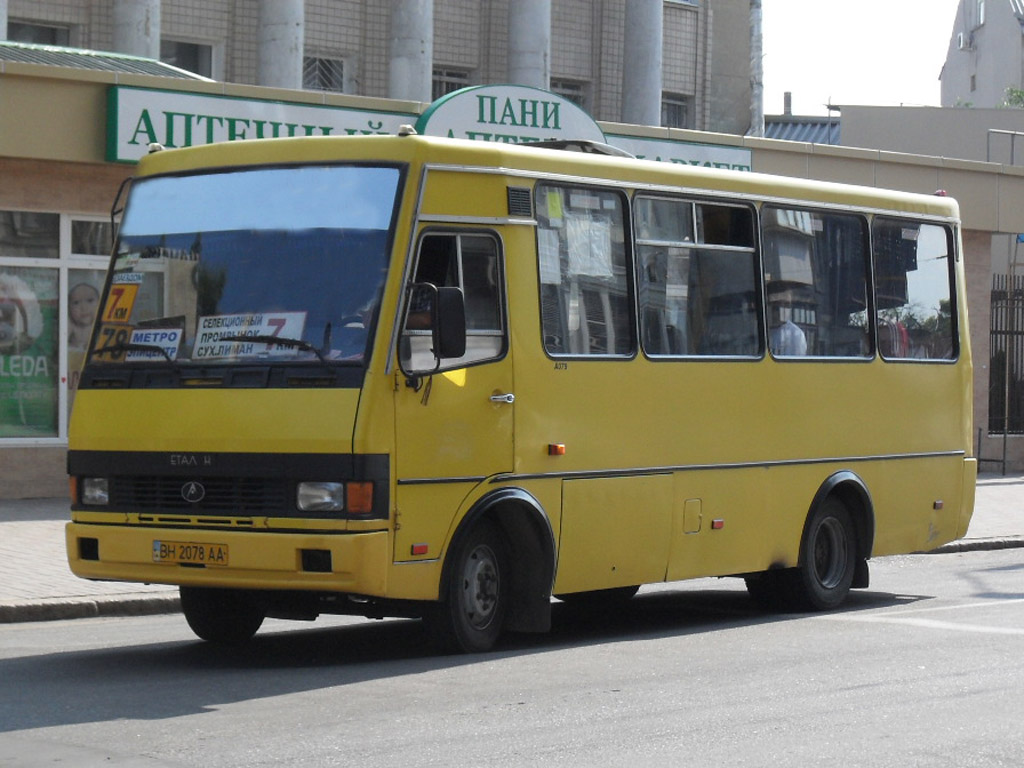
[548,443,566,456]
[346,481,374,514]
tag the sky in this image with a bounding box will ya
[762,0,963,116]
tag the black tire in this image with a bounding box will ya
[744,571,784,609]
[783,496,857,611]
[179,586,265,644]
[427,521,508,653]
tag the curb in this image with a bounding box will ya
[0,593,180,624]
[926,536,1024,554]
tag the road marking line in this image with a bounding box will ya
[879,598,1024,616]
[829,615,1024,635]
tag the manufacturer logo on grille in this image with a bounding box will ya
[181,481,206,503]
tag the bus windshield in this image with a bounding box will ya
[90,164,402,368]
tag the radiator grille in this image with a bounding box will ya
[110,476,291,516]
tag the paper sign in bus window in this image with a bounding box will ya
[92,323,132,361]
[193,311,307,360]
[125,328,183,361]
[538,229,562,285]
[101,283,139,324]
[567,214,613,278]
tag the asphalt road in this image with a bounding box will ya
[0,549,1022,768]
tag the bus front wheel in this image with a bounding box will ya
[180,586,265,644]
[427,520,508,653]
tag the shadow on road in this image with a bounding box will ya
[0,583,931,734]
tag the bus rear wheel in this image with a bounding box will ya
[786,497,857,611]
[426,521,508,654]
[180,586,265,644]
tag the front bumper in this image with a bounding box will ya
[66,521,390,596]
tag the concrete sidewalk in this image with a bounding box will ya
[0,498,179,623]
[1,473,1021,624]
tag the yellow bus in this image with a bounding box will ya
[66,132,976,652]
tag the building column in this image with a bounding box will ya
[748,0,764,137]
[0,0,8,41]
[508,0,551,90]
[621,0,663,126]
[389,0,433,102]
[258,0,304,89]
[112,0,161,60]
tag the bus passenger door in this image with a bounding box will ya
[392,230,513,563]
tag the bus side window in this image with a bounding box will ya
[635,196,759,358]
[537,184,633,357]
[872,219,956,360]
[761,206,871,359]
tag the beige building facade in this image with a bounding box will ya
[3,0,753,133]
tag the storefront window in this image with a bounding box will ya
[71,220,113,257]
[0,211,59,259]
[0,211,111,441]
[0,267,59,437]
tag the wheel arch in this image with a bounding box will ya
[804,470,875,565]
[440,486,555,634]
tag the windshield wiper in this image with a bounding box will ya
[93,341,179,368]
[218,334,332,366]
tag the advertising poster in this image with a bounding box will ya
[0,268,58,437]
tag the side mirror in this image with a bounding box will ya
[399,283,467,379]
[434,286,466,360]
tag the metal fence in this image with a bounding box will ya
[989,272,1024,435]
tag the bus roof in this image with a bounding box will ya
[134,133,961,221]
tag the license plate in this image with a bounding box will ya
[152,540,229,566]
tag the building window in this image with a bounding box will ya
[550,80,589,111]
[967,0,985,28]
[661,93,693,129]
[0,212,58,259]
[7,21,71,46]
[71,221,113,258]
[161,40,213,78]
[0,212,110,442]
[432,69,470,101]
[303,56,346,93]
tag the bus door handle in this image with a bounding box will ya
[490,393,515,404]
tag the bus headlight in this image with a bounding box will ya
[297,482,345,513]
[296,481,375,515]
[82,477,110,506]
